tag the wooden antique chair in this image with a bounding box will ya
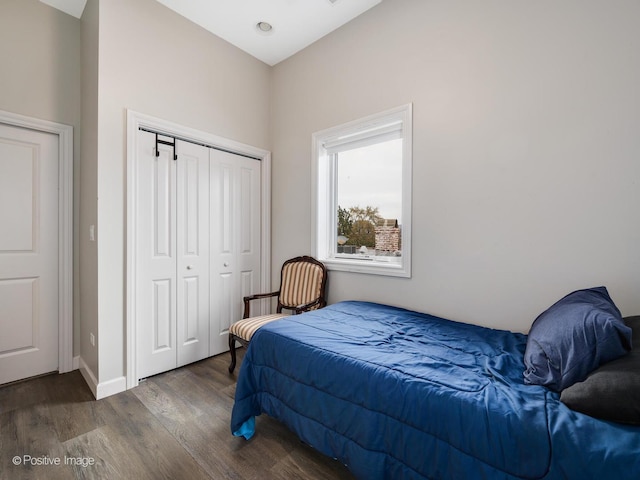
[228,255,328,373]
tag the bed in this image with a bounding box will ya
[230,299,640,479]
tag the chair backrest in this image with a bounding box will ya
[277,256,327,312]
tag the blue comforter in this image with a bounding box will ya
[231,301,640,479]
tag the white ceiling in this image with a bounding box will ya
[40,0,87,19]
[40,0,382,66]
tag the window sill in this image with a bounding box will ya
[321,257,410,278]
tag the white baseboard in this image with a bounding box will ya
[96,375,127,400]
[79,357,98,398]
[78,357,127,400]
[72,355,80,370]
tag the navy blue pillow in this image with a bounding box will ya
[523,286,632,392]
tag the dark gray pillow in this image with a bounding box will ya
[560,316,640,424]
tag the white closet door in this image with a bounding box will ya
[135,127,262,377]
[175,140,210,367]
[136,132,178,379]
[136,134,211,379]
[210,150,262,355]
[0,123,59,385]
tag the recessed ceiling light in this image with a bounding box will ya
[256,21,273,34]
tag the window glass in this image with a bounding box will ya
[336,138,402,259]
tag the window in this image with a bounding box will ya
[312,104,412,277]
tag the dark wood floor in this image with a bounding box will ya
[0,349,355,480]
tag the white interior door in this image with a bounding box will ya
[210,150,262,354]
[0,123,59,384]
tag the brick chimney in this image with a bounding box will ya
[374,219,401,253]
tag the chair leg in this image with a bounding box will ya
[228,334,237,373]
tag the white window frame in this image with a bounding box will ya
[312,104,412,277]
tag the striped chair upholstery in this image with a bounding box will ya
[279,260,326,310]
[228,313,287,342]
[228,256,328,373]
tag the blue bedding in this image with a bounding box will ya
[231,301,640,479]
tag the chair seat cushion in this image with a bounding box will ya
[229,314,288,341]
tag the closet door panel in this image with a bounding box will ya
[136,132,178,379]
[240,270,255,312]
[176,141,210,367]
[218,272,233,334]
[210,156,236,353]
[181,277,199,341]
[237,158,261,301]
[153,153,172,257]
[219,164,233,254]
[210,151,261,355]
[152,279,173,351]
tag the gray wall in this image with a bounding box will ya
[270,0,640,332]
[80,0,99,376]
[0,0,82,354]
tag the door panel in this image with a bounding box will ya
[210,158,235,351]
[0,144,34,251]
[0,123,59,384]
[176,140,209,367]
[182,277,199,343]
[240,167,254,254]
[153,154,172,258]
[136,132,178,378]
[210,150,261,355]
[152,278,173,352]
[238,161,261,305]
[0,278,37,353]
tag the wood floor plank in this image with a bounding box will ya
[44,373,107,443]
[63,423,211,480]
[0,350,354,480]
[134,367,280,479]
[0,376,50,415]
[1,404,76,480]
